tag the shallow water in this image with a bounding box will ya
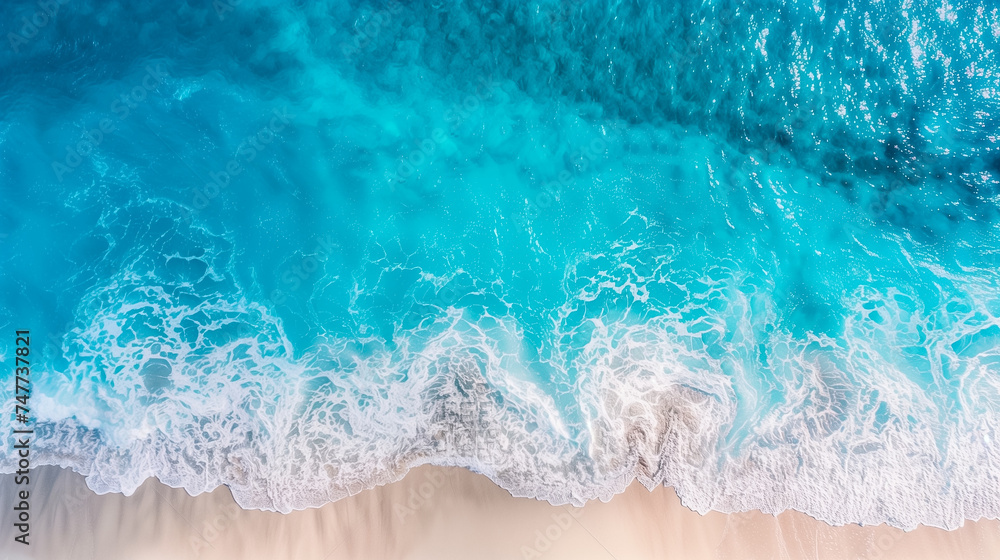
[1,0,999,529]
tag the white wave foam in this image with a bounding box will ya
[3,223,1000,530]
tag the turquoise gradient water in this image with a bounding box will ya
[1,0,999,528]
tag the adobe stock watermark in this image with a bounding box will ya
[389,75,498,188]
[400,281,462,331]
[41,321,72,361]
[7,0,71,53]
[51,64,169,182]
[339,1,403,61]
[189,502,242,556]
[181,106,295,223]
[267,233,336,306]
[41,300,103,361]
[667,7,735,71]
[392,469,446,523]
[519,506,585,559]
[859,528,905,560]
[212,0,249,22]
[513,135,608,232]
[538,0,573,27]
[50,477,96,526]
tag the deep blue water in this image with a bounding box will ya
[1,0,999,528]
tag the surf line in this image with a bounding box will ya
[11,329,32,546]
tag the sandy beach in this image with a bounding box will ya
[0,465,997,559]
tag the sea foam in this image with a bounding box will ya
[1,0,999,530]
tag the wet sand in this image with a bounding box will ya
[1,465,998,559]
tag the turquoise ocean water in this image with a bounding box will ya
[1,0,999,529]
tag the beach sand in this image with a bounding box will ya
[2,465,998,559]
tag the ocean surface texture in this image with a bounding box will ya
[2,0,999,530]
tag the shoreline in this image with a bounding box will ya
[2,465,999,559]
